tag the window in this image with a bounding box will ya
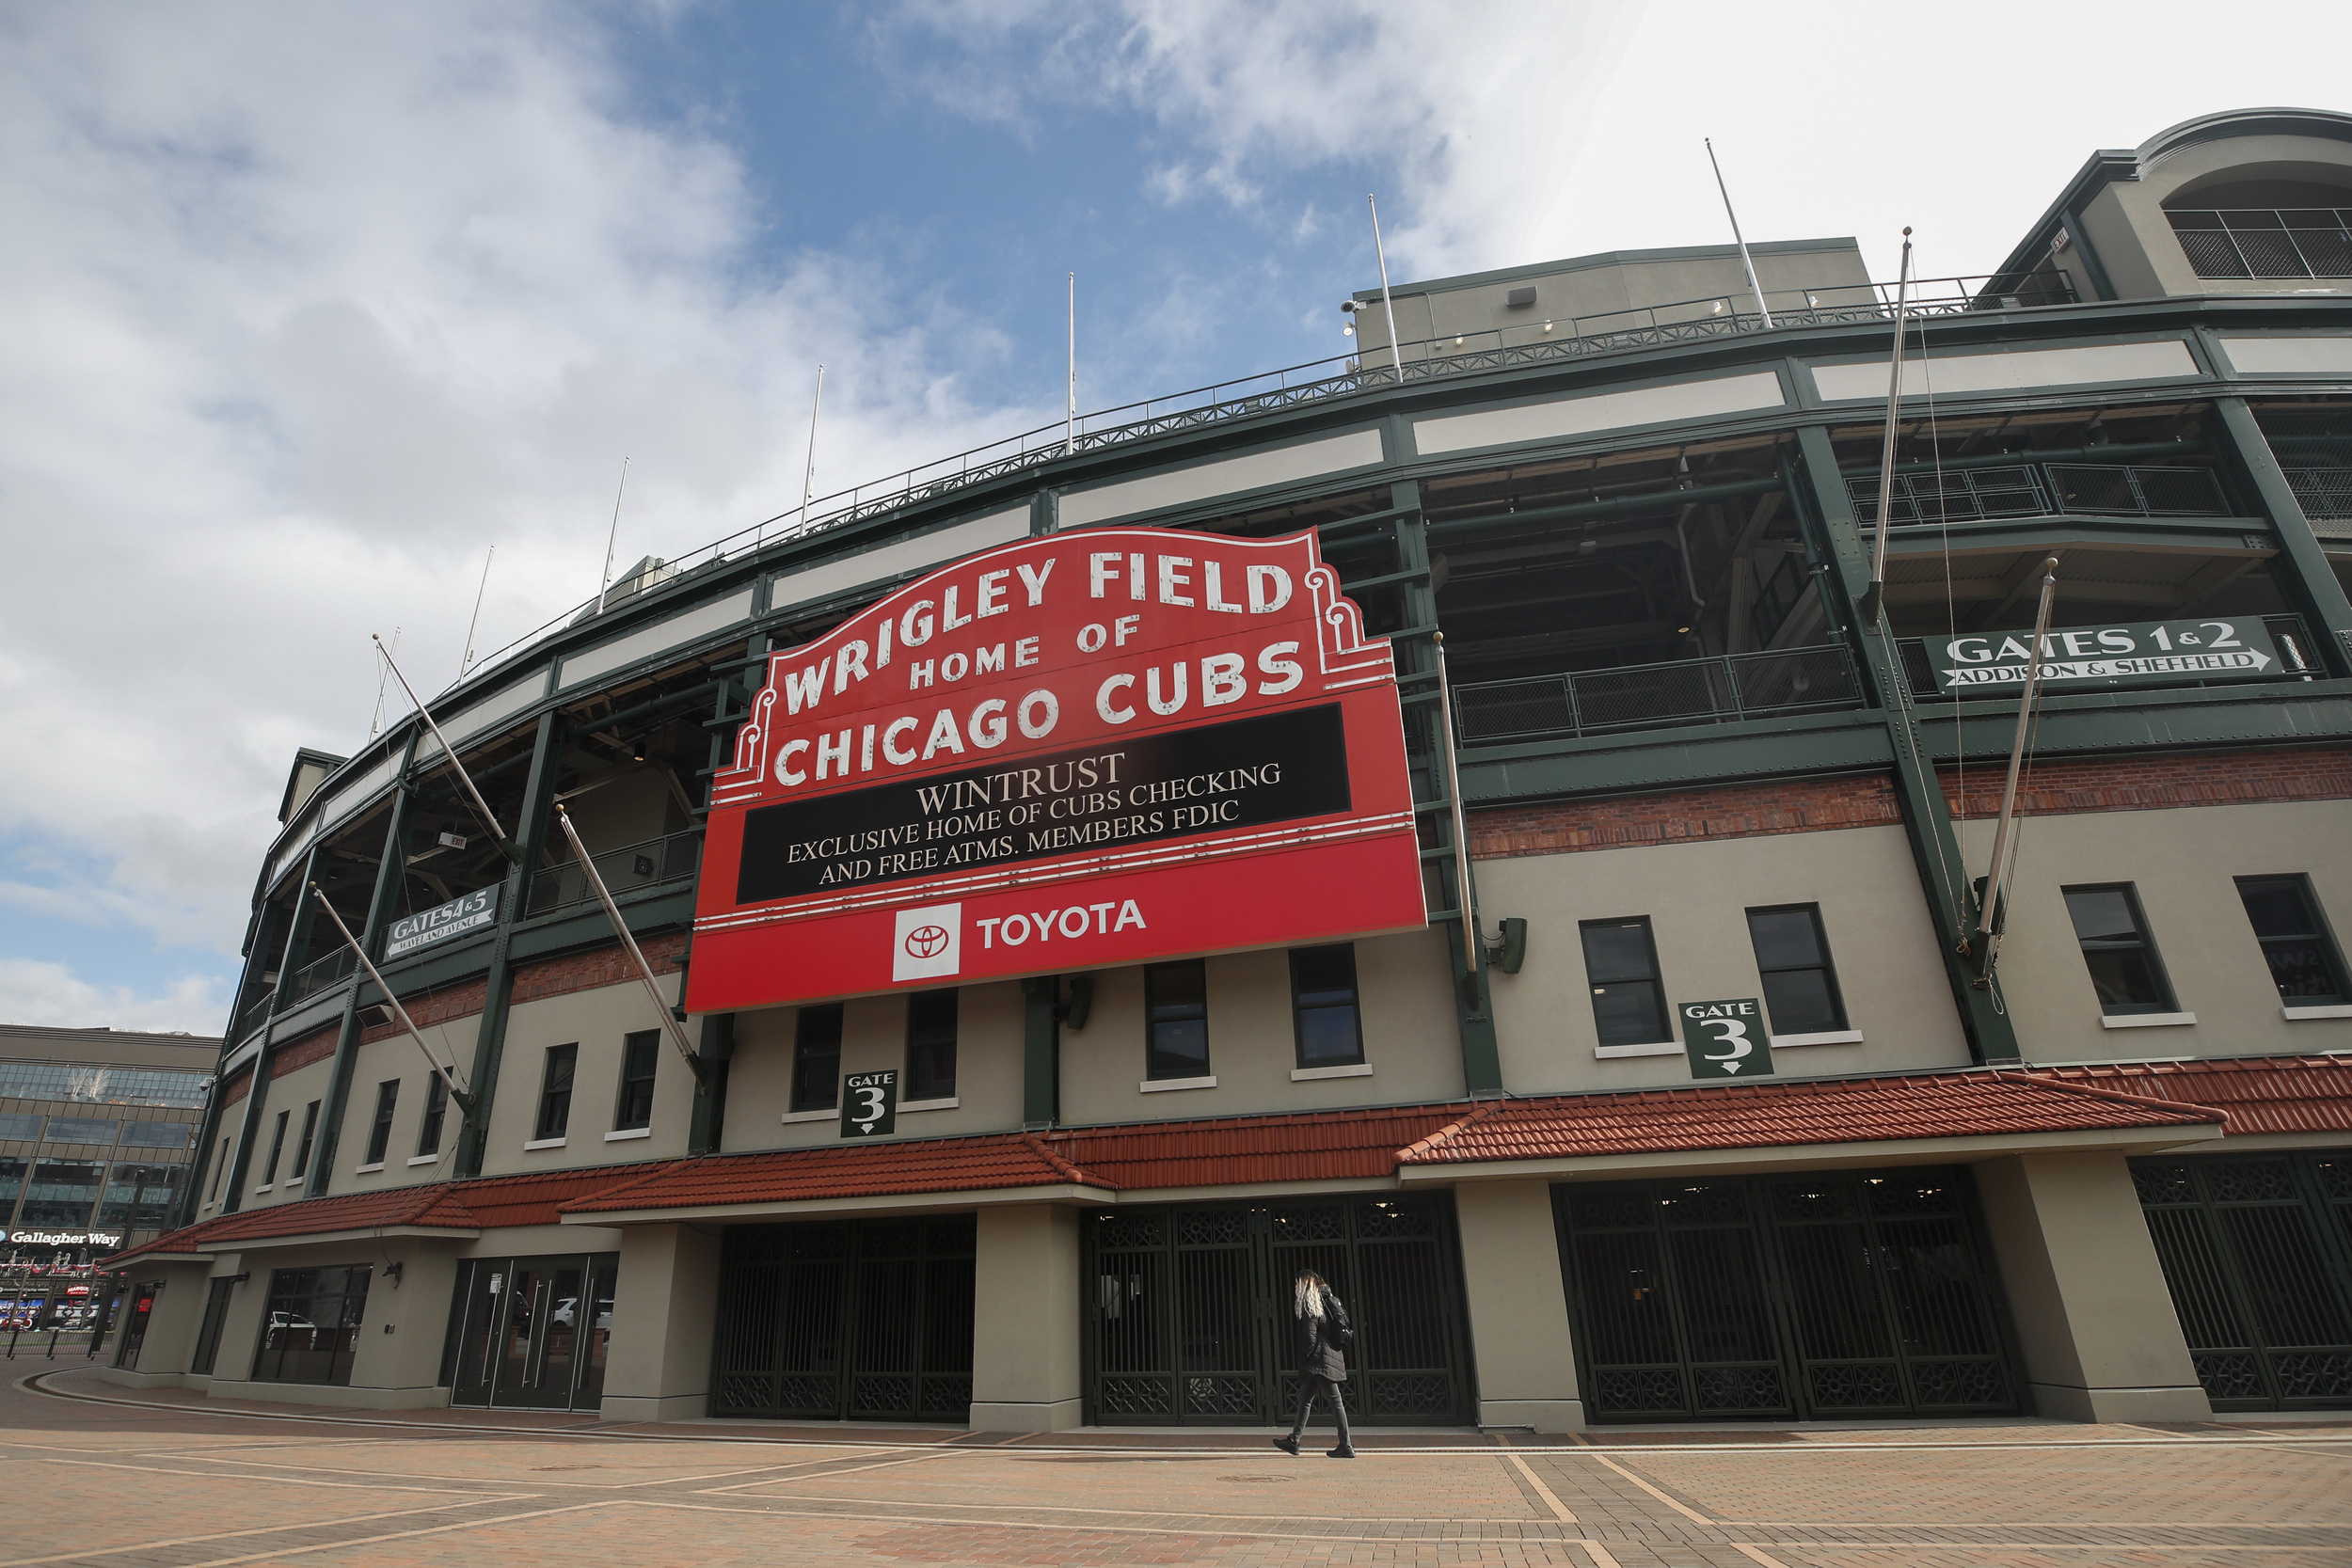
[0,1157,25,1218]
[1145,960,1211,1080]
[189,1275,236,1375]
[535,1045,578,1141]
[1290,945,1365,1068]
[114,1282,163,1370]
[363,1081,399,1165]
[2236,876,2349,1005]
[1580,918,1670,1046]
[289,1101,319,1179]
[417,1075,449,1157]
[249,1265,371,1386]
[905,991,958,1101]
[261,1111,289,1187]
[20,1162,103,1226]
[0,1114,41,1142]
[99,1164,182,1227]
[791,1005,844,1112]
[1746,905,1848,1036]
[120,1120,195,1149]
[614,1032,660,1131]
[0,1063,208,1108]
[43,1117,118,1148]
[2062,884,2176,1014]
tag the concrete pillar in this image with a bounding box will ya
[1975,1151,2213,1423]
[96,1262,212,1386]
[969,1204,1082,1431]
[1454,1179,1584,1432]
[601,1222,723,1422]
[344,1243,459,1403]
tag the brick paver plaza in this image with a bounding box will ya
[13,1367,2350,1567]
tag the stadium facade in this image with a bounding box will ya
[103,108,2352,1428]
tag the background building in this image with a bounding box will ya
[102,106,2352,1427]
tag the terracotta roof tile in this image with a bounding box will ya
[2027,1053,2352,1136]
[559,1133,1104,1215]
[1039,1103,1470,1191]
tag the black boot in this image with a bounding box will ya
[1326,1382,1355,1456]
[1273,1434,1300,1455]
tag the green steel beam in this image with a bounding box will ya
[220,845,325,1213]
[1791,424,2020,1063]
[1022,975,1059,1129]
[306,765,419,1196]
[2210,397,2352,678]
[688,1012,735,1154]
[1423,475,1784,542]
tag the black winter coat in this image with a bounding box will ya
[1294,1289,1351,1383]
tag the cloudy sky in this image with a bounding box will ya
[0,0,2341,1034]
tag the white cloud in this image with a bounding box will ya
[0,959,225,1037]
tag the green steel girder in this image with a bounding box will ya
[1879,516,2273,559]
[1457,710,1896,802]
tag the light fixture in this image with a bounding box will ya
[631,736,648,762]
[384,1261,405,1288]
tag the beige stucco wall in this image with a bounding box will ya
[200,1236,464,1409]
[601,1221,722,1421]
[722,978,1025,1151]
[1454,1180,1584,1431]
[1057,930,1463,1126]
[1974,1150,2211,1422]
[97,1258,215,1383]
[326,1012,484,1192]
[238,1055,335,1210]
[1955,800,2352,1064]
[970,1204,1084,1431]
[1476,823,1973,1096]
[481,971,696,1175]
[2083,133,2352,300]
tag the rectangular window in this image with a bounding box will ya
[289,1101,320,1179]
[1580,918,1670,1046]
[119,1121,195,1149]
[262,1111,290,1187]
[363,1081,399,1165]
[905,991,958,1101]
[2236,876,2349,1004]
[791,1005,844,1112]
[43,1117,118,1148]
[535,1045,578,1141]
[1145,959,1211,1080]
[0,1114,41,1142]
[614,1032,660,1131]
[249,1265,372,1386]
[20,1162,103,1226]
[189,1275,237,1375]
[1290,944,1365,1067]
[0,1157,26,1220]
[417,1075,449,1157]
[1746,905,1849,1036]
[2062,884,2176,1014]
[99,1164,183,1227]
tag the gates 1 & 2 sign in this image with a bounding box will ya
[1928,617,2281,692]
[683,527,1427,1012]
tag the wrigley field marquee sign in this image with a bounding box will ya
[1928,616,2282,692]
[684,527,1426,1012]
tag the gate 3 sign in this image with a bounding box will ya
[1928,617,2281,692]
[1680,998,1773,1079]
[684,527,1426,1012]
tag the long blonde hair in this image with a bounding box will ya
[1294,1270,1326,1322]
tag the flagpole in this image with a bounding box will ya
[1976,556,2060,971]
[594,458,628,616]
[308,885,472,1111]
[373,634,516,862]
[1066,272,1077,456]
[553,804,705,1077]
[1705,138,1773,328]
[1368,194,1406,379]
[458,546,494,681]
[797,364,825,534]
[1866,230,1915,610]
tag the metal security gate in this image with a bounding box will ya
[1084,1195,1471,1425]
[2131,1152,2352,1409]
[1557,1167,2018,1422]
[710,1215,976,1422]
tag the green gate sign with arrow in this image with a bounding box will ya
[1929,617,2280,692]
[841,1069,898,1138]
[1681,998,1773,1080]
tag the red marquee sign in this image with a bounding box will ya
[682,526,1426,1013]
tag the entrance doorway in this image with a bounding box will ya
[1556,1166,2019,1421]
[710,1215,976,1422]
[1083,1195,1472,1425]
[446,1253,617,1411]
[2132,1151,2352,1409]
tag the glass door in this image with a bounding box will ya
[447,1254,616,1410]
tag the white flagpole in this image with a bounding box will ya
[553,804,704,1074]
[1867,230,1915,602]
[369,626,401,737]
[308,885,470,1107]
[1977,556,2060,968]
[594,457,629,616]
[797,364,825,534]
[1705,138,1773,328]
[373,634,513,859]
[1368,194,1406,379]
[1066,272,1077,456]
[458,546,494,680]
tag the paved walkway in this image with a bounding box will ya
[13,1367,2351,1566]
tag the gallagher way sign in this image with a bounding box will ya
[385,886,499,958]
[1930,617,2280,692]
[686,526,1426,1012]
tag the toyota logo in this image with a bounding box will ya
[903,925,950,958]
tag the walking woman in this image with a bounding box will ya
[1273,1269,1355,1458]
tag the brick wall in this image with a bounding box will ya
[510,932,687,1006]
[1470,748,2352,860]
[270,1024,340,1079]
[361,977,488,1044]
[219,1065,252,1107]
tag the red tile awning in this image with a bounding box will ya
[2026,1053,2352,1135]
[561,1132,1105,1216]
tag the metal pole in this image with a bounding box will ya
[1705,138,1772,328]
[1431,633,1480,947]
[369,626,400,738]
[552,805,704,1075]
[594,457,629,616]
[797,364,826,535]
[1368,195,1406,379]
[1066,272,1077,456]
[458,546,494,681]
[1867,230,1915,597]
[372,636,512,856]
[309,886,472,1108]
[1977,556,2061,964]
